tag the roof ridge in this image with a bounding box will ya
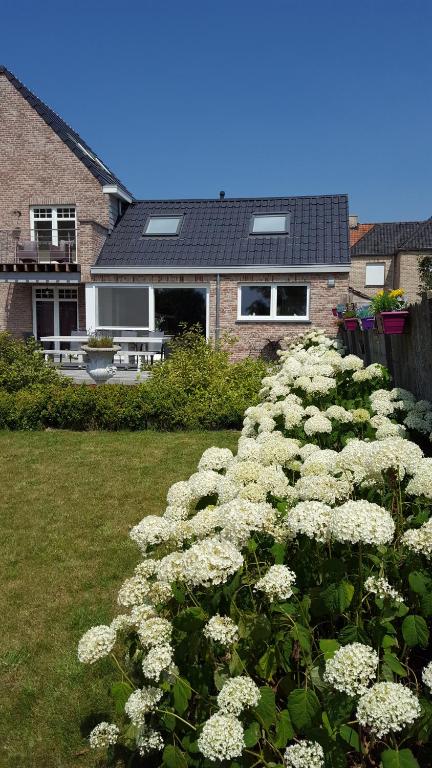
[131,193,348,204]
[398,218,432,249]
[0,65,133,199]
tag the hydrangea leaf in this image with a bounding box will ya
[173,677,192,715]
[408,571,428,595]
[287,688,320,731]
[319,638,340,660]
[274,709,294,747]
[383,652,407,677]
[163,745,188,768]
[339,724,361,752]
[380,748,420,768]
[402,615,430,648]
[110,681,134,715]
[243,720,261,747]
[253,686,276,731]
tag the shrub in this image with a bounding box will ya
[78,329,432,768]
[0,331,267,430]
[0,332,62,392]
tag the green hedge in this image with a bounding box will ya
[0,330,268,431]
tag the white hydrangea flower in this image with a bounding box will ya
[78,625,116,664]
[181,537,243,587]
[351,408,371,423]
[295,474,352,505]
[256,433,300,466]
[339,354,364,371]
[330,500,395,546]
[326,405,353,422]
[203,614,239,646]
[284,740,325,768]
[422,661,432,692]
[356,682,421,737]
[255,564,296,601]
[352,363,385,382]
[402,518,432,558]
[110,613,134,632]
[166,480,194,508]
[118,574,151,607]
[156,551,186,583]
[137,617,173,649]
[198,446,234,472]
[130,603,157,624]
[129,516,174,553]
[197,713,245,762]
[124,686,163,726]
[405,458,432,499]
[323,642,379,696]
[137,725,164,755]
[298,443,321,460]
[285,501,332,542]
[217,676,261,715]
[227,459,263,486]
[364,575,402,602]
[142,643,173,681]
[303,414,333,436]
[300,449,338,476]
[89,721,119,749]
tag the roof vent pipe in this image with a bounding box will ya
[219,190,225,200]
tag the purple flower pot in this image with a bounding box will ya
[380,311,409,335]
[361,316,375,331]
[343,318,358,332]
[332,307,338,317]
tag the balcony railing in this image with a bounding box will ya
[0,229,77,265]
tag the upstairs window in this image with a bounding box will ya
[251,213,290,234]
[144,216,183,236]
[238,284,309,321]
[365,262,385,286]
[30,206,76,262]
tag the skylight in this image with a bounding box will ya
[251,214,290,234]
[144,216,183,236]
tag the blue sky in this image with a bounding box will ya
[1,0,431,220]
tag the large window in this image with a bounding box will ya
[365,263,385,287]
[97,286,150,328]
[154,287,207,335]
[238,284,309,321]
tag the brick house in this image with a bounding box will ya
[0,66,350,359]
[90,195,350,358]
[349,215,432,304]
[0,65,132,342]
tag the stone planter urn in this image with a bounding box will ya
[81,345,120,385]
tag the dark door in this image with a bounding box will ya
[36,301,54,348]
[59,301,77,349]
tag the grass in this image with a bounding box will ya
[0,429,239,768]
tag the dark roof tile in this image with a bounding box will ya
[96,194,350,269]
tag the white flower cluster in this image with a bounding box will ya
[405,458,432,499]
[124,686,163,727]
[285,501,332,542]
[356,682,421,737]
[329,500,395,546]
[284,740,325,768]
[203,614,239,646]
[402,518,432,559]
[217,676,261,715]
[422,661,432,692]
[78,625,116,664]
[142,643,174,681]
[198,446,234,471]
[324,642,379,696]
[137,725,164,755]
[255,564,296,601]
[89,721,119,749]
[364,575,403,602]
[197,712,245,762]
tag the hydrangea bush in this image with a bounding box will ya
[79,330,432,767]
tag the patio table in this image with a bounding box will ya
[39,335,172,365]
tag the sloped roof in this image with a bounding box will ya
[0,65,133,199]
[401,218,432,250]
[351,221,422,256]
[349,223,374,247]
[95,194,350,269]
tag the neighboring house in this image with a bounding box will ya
[0,65,132,341]
[0,65,350,359]
[90,195,350,358]
[349,214,432,304]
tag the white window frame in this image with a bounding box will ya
[85,283,210,338]
[365,262,385,287]
[237,283,310,322]
[250,213,290,235]
[30,206,76,245]
[32,286,78,347]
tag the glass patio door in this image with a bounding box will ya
[34,287,78,349]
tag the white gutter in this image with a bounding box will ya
[102,185,133,204]
[91,264,350,276]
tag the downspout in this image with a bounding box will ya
[215,273,221,344]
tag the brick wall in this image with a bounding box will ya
[0,74,112,335]
[92,271,349,359]
[396,252,422,304]
[349,255,395,298]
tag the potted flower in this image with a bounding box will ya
[332,303,346,318]
[370,289,409,335]
[81,334,120,385]
[342,309,358,331]
[356,304,375,331]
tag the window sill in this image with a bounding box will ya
[235,318,311,325]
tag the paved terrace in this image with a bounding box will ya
[59,368,150,385]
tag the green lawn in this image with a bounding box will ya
[0,430,239,768]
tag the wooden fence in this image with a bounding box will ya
[341,293,432,400]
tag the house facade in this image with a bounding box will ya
[0,66,132,343]
[349,215,432,304]
[0,66,350,359]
